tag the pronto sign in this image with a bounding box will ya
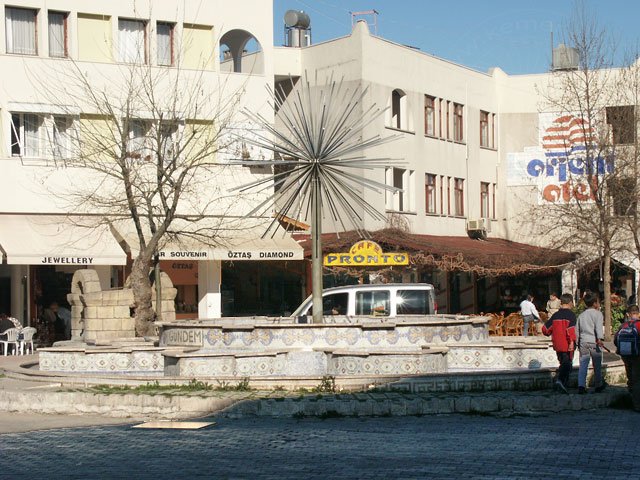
[324,240,409,267]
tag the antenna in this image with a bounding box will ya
[350,10,379,35]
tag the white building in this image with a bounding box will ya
[0,0,304,327]
[0,2,636,323]
[273,18,639,312]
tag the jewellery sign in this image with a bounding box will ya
[324,240,409,267]
[506,113,614,204]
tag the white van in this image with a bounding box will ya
[291,283,437,319]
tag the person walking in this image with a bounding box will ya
[576,291,607,394]
[519,294,540,337]
[614,304,640,411]
[542,293,577,393]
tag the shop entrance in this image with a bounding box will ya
[222,261,304,317]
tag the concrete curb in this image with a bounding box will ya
[0,389,247,420]
[220,388,629,418]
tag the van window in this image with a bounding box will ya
[356,290,390,316]
[397,289,429,314]
[322,293,349,315]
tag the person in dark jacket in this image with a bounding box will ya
[542,293,577,394]
[614,304,640,411]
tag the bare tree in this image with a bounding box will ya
[532,3,621,338]
[611,53,640,302]
[30,56,256,336]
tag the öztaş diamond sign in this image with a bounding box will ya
[324,240,408,267]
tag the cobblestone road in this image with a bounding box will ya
[1,409,638,479]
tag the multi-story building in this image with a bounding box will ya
[273,18,639,313]
[0,0,305,326]
[0,2,636,324]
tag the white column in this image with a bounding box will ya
[198,260,221,319]
[10,265,27,324]
[561,267,578,299]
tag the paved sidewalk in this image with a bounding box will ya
[1,410,639,478]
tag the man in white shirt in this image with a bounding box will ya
[520,294,540,337]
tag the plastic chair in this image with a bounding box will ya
[0,328,20,356]
[19,327,37,355]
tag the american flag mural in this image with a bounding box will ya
[541,115,593,158]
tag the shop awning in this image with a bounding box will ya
[0,215,127,265]
[111,218,304,261]
[296,228,576,276]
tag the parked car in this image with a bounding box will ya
[291,283,437,320]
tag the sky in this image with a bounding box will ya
[273,0,640,75]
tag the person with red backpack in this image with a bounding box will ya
[614,304,640,412]
[542,293,577,394]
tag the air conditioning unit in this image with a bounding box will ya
[467,218,491,231]
[467,218,491,238]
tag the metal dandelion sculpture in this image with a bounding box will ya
[229,71,400,323]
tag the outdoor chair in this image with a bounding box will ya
[0,328,20,355]
[504,313,523,336]
[488,314,504,336]
[19,327,37,355]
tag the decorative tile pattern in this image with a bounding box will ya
[447,345,558,371]
[39,351,163,374]
[161,321,489,352]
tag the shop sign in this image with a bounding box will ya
[41,256,95,264]
[158,251,208,259]
[324,240,409,267]
[163,328,203,347]
[160,261,198,286]
[226,250,298,260]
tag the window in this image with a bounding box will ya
[11,113,42,157]
[480,182,490,218]
[480,111,489,147]
[446,101,451,139]
[356,290,390,316]
[127,120,151,160]
[438,99,443,138]
[439,175,445,214]
[425,173,436,214]
[491,114,496,149]
[51,115,73,159]
[424,95,436,136]
[159,122,179,162]
[492,183,497,219]
[390,89,407,130]
[386,167,414,212]
[611,177,637,216]
[5,7,37,55]
[322,293,349,315]
[396,290,430,315]
[454,178,464,216]
[447,176,452,215]
[118,18,147,63]
[48,11,67,57]
[454,103,464,142]
[157,22,174,66]
[606,106,635,145]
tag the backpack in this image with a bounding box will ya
[617,320,640,357]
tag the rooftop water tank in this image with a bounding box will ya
[284,10,311,47]
[552,44,580,71]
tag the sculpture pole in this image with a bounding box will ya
[311,173,323,324]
